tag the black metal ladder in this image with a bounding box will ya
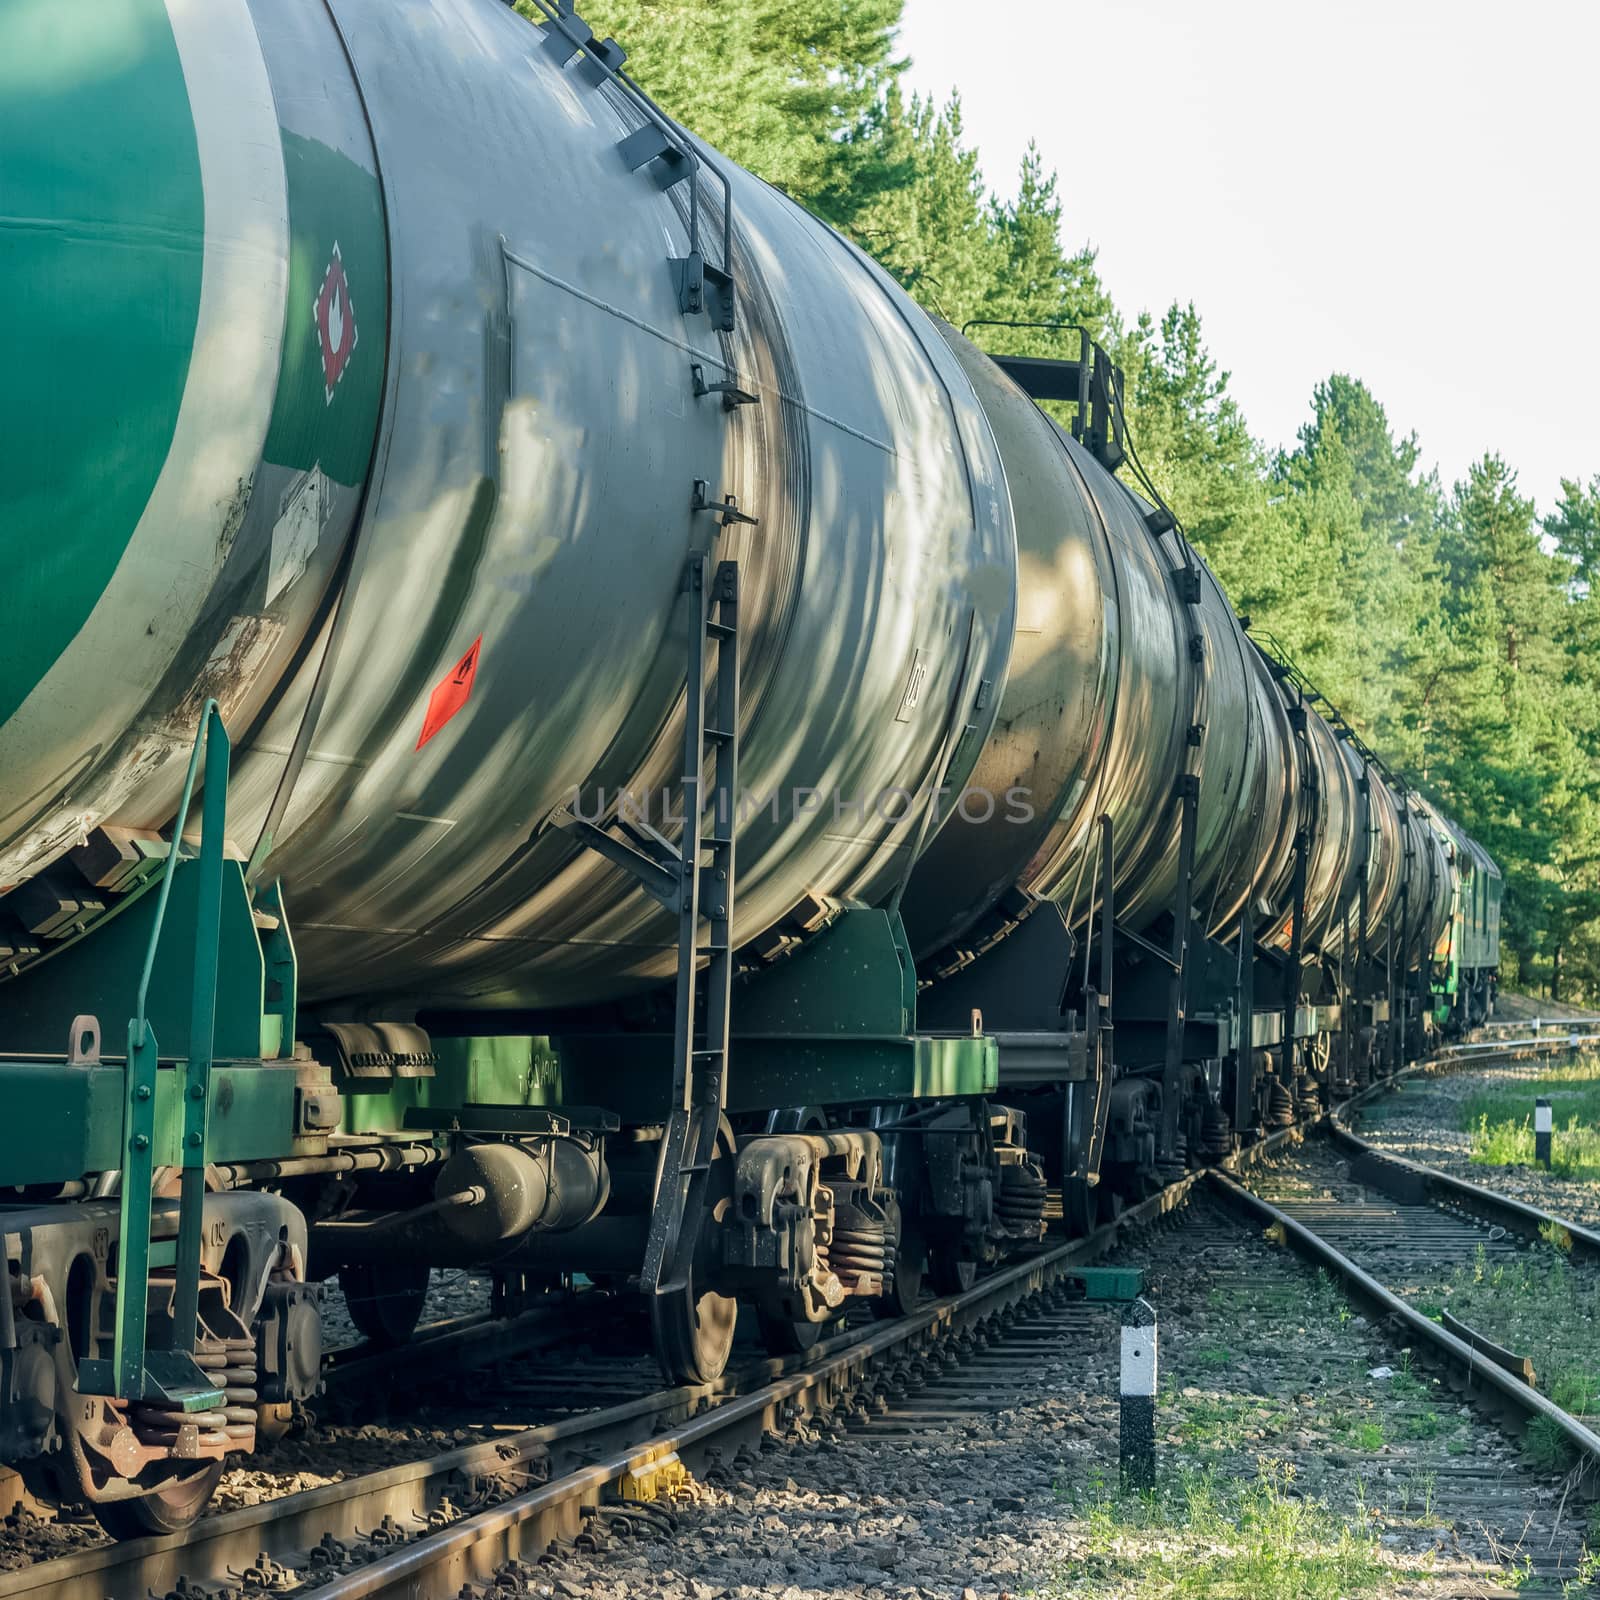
[641,555,740,1295]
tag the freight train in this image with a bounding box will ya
[0,0,1500,1537]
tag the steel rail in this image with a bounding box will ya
[2,1360,731,1600]
[304,1247,1098,1600]
[1328,1107,1600,1263]
[1208,1167,1600,1472]
[320,1294,622,1400]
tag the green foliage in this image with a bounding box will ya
[1444,1245,1600,1430]
[1051,1459,1389,1599]
[523,0,1600,996]
[1461,1056,1600,1179]
[1525,1414,1576,1473]
[842,88,1000,325]
[1546,474,1600,595]
[1343,1418,1384,1452]
[1122,303,1273,573]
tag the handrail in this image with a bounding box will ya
[131,698,220,1050]
[521,0,738,329]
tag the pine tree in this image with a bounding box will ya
[1295,376,1439,546]
[843,89,1002,326]
[982,145,1119,348]
[1546,475,1600,597]
[1423,457,1598,988]
[515,0,905,226]
[1120,302,1272,583]
[1273,377,1441,758]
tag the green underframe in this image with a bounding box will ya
[343,910,1000,1133]
[552,909,994,1123]
[0,1060,299,1188]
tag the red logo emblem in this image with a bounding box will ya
[314,242,358,403]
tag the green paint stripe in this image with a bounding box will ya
[0,0,203,725]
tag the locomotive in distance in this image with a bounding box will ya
[0,0,1499,1538]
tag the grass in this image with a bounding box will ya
[1402,1409,1443,1440]
[1045,1460,1390,1599]
[1461,1056,1600,1179]
[1448,1247,1600,1424]
[1568,1548,1600,1599]
[1343,1418,1384,1451]
[1542,1218,1576,1252]
[1168,1390,1290,1454]
[1525,1414,1576,1473]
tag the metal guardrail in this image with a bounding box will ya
[1438,1031,1600,1056]
[1473,1015,1600,1033]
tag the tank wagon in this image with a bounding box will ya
[0,0,1498,1535]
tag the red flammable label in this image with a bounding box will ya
[417,635,482,750]
[315,241,358,403]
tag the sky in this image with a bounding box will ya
[897,0,1598,514]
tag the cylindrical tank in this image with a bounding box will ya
[1417,799,1462,965]
[902,335,1298,966]
[1401,801,1449,968]
[1,0,1015,1010]
[1258,705,1360,961]
[1357,761,1407,958]
[0,0,386,884]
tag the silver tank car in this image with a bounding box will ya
[1,0,1015,1011]
[0,0,1477,1025]
[901,327,1301,969]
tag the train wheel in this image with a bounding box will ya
[928,1243,976,1296]
[1062,1177,1095,1236]
[873,1220,926,1318]
[91,1462,224,1540]
[339,1261,430,1346]
[648,1118,740,1383]
[650,1267,737,1383]
[756,1309,827,1356]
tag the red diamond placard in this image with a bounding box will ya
[416,636,482,750]
[314,241,358,403]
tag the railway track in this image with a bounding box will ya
[1328,1095,1600,1264]
[1215,1113,1600,1591]
[1118,1196,1595,1598]
[9,1040,1598,1600]
[318,1290,650,1412]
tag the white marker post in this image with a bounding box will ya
[1535,1096,1553,1170]
[1120,1297,1157,1492]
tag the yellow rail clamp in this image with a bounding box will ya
[620,1448,691,1503]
